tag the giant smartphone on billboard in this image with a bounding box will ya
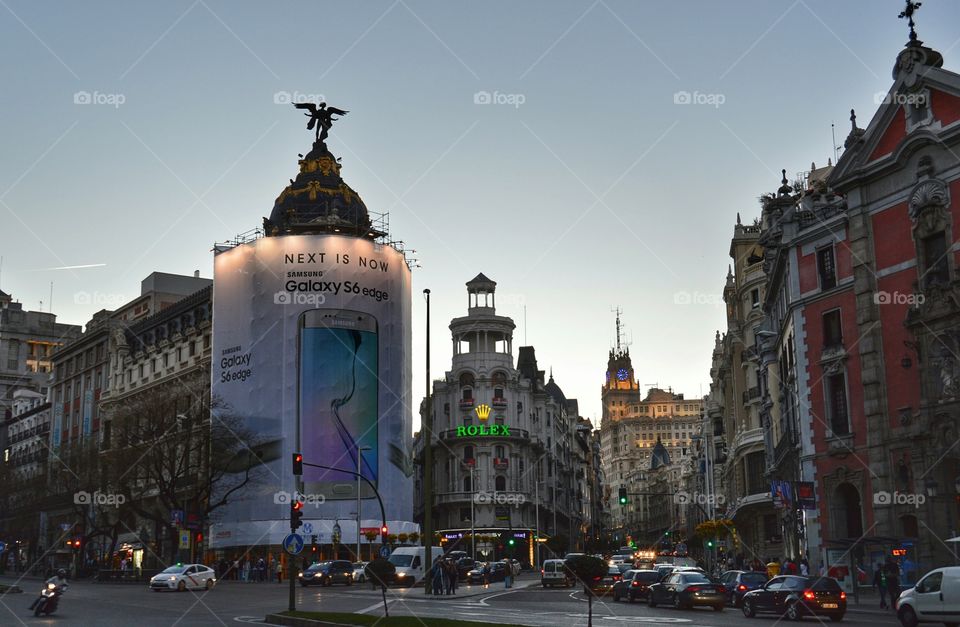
[298,309,378,499]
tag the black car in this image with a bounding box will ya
[719,570,768,607]
[299,560,354,587]
[648,571,726,611]
[612,569,660,602]
[741,575,846,622]
[466,561,506,584]
[455,557,476,580]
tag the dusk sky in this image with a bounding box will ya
[3,0,959,426]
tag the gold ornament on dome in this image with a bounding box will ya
[298,155,340,176]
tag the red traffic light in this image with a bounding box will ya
[293,500,303,511]
[293,453,303,476]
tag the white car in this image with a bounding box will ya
[149,564,217,592]
[353,562,368,583]
[897,566,960,626]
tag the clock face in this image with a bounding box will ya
[616,368,629,381]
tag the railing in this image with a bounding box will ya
[742,387,761,404]
[493,458,508,469]
[797,203,843,230]
[491,397,507,408]
[459,398,474,408]
[773,433,797,465]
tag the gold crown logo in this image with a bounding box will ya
[475,404,492,421]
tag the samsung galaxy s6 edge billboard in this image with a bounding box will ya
[210,235,414,547]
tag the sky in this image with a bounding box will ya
[2,0,959,427]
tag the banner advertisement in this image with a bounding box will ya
[796,481,816,510]
[209,234,415,548]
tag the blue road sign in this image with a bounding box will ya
[302,522,313,535]
[283,533,304,555]
[379,545,390,558]
[0,541,6,553]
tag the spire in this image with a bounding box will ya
[898,0,923,48]
[778,168,792,196]
[736,212,742,225]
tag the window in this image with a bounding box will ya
[495,445,505,459]
[459,507,471,522]
[827,372,850,435]
[495,475,506,491]
[462,388,473,401]
[464,416,472,426]
[823,310,843,348]
[463,446,474,462]
[922,233,950,287]
[463,476,472,492]
[918,571,943,594]
[751,289,760,309]
[494,387,504,398]
[817,246,837,289]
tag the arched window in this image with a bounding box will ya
[463,446,474,462]
[463,476,472,492]
[495,445,505,459]
[831,483,864,539]
[495,475,506,491]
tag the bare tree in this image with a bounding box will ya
[104,374,261,564]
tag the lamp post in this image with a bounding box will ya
[356,445,371,562]
[423,288,433,594]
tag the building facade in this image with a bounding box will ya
[414,274,587,565]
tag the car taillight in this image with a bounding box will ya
[738,584,747,591]
[716,585,726,593]
[840,591,846,600]
[803,590,816,601]
[541,569,544,575]
[686,585,701,592]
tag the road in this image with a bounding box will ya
[0,574,903,626]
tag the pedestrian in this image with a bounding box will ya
[873,563,888,609]
[431,559,444,595]
[886,559,901,610]
[257,557,266,582]
[799,557,809,576]
[120,557,128,572]
[766,557,781,579]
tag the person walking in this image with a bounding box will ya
[431,558,444,595]
[799,557,809,576]
[886,559,901,610]
[873,563,888,609]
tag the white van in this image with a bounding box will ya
[387,546,444,586]
[541,559,572,587]
[896,566,960,626]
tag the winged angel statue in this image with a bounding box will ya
[294,102,349,142]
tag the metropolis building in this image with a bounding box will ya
[414,275,592,566]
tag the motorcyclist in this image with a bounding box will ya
[30,569,68,610]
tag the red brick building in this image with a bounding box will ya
[826,33,960,582]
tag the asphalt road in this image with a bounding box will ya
[0,575,904,626]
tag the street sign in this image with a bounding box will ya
[171,510,184,526]
[178,529,190,550]
[302,522,313,534]
[379,545,390,558]
[283,533,304,555]
[59,523,72,532]
[0,541,6,553]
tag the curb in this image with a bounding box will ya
[265,614,352,627]
[337,580,534,600]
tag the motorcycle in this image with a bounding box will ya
[32,582,64,616]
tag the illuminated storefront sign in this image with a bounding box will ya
[456,424,510,437]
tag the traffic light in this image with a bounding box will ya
[618,487,628,505]
[507,537,515,546]
[664,531,671,537]
[290,500,303,530]
[706,539,714,548]
[195,532,203,544]
[380,524,388,543]
[292,452,303,476]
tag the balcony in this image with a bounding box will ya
[459,398,474,409]
[463,457,476,467]
[439,427,530,441]
[742,387,761,404]
[493,457,509,469]
[732,427,764,455]
[491,396,507,408]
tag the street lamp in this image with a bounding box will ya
[356,445,371,562]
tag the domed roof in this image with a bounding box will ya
[544,372,566,405]
[650,437,671,470]
[264,139,381,238]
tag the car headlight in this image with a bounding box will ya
[169,576,177,581]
